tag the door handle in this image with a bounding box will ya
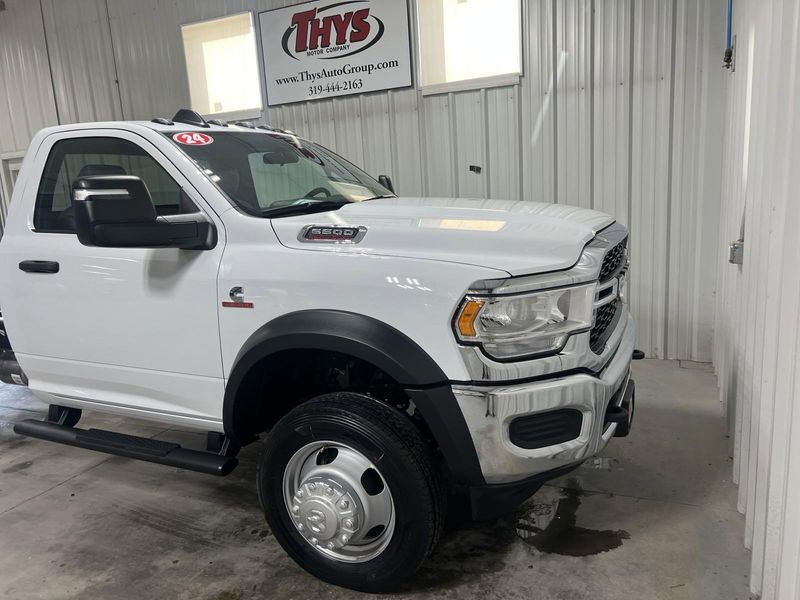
[19,260,59,274]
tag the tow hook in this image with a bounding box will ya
[605,380,635,437]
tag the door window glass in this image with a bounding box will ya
[34,137,186,233]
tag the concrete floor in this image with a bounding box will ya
[0,360,751,600]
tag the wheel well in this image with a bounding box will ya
[229,349,424,445]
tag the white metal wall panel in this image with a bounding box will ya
[592,0,631,224]
[665,0,724,361]
[486,86,521,201]
[0,0,58,154]
[666,0,699,363]
[0,0,728,361]
[714,0,800,597]
[555,0,592,208]
[422,93,455,197]
[40,0,122,124]
[387,88,424,196]
[359,94,393,180]
[628,0,672,360]
[304,99,338,150]
[521,0,557,205]
[453,90,485,199]
[106,0,254,120]
[332,97,366,168]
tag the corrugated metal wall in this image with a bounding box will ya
[0,0,726,362]
[0,0,57,154]
[714,0,800,598]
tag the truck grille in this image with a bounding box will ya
[590,301,620,353]
[589,234,628,354]
[599,236,628,282]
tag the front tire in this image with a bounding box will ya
[257,392,445,592]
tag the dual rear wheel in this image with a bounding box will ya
[256,392,446,592]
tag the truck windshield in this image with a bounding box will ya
[167,131,393,217]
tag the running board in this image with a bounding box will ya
[13,419,238,476]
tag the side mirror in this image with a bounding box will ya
[72,175,216,250]
[378,175,395,194]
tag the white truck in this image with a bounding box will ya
[0,110,636,592]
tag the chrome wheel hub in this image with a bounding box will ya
[283,441,395,562]
[291,476,359,548]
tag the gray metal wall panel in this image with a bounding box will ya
[304,99,337,149]
[387,88,424,196]
[422,93,455,197]
[592,0,631,224]
[359,94,393,181]
[486,86,521,201]
[628,0,672,359]
[333,97,366,168]
[521,0,556,205]
[40,0,122,124]
[665,0,724,361]
[0,0,58,154]
[555,0,592,208]
[453,90,485,199]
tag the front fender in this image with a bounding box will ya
[223,310,485,485]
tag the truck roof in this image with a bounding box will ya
[34,118,298,140]
[141,120,297,137]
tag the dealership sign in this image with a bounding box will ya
[259,0,412,105]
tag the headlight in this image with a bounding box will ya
[454,283,596,360]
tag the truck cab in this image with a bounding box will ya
[0,111,635,592]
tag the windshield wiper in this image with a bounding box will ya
[261,200,349,218]
[362,194,396,202]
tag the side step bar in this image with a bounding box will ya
[13,419,238,476]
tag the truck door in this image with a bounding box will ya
[0,130,226,429]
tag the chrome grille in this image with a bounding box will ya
[599,237,628,282]
[590,301,620,354]
[591,234,629,354]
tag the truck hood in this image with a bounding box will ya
[270,197,615,276]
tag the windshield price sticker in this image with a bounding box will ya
[173,132,214,146]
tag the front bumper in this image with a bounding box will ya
[453,312,635,485]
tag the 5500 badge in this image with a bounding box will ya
[299,225,367,244]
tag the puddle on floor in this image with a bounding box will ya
[515,482,629,556]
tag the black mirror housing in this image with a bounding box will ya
[72,175,216,250]
[73,176,157,225]
[378,175,395,194]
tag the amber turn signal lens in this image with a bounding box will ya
[457,299,484,337]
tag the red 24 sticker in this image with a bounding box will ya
[173,132,213,146]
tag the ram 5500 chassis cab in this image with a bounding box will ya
[0,111,635,592]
